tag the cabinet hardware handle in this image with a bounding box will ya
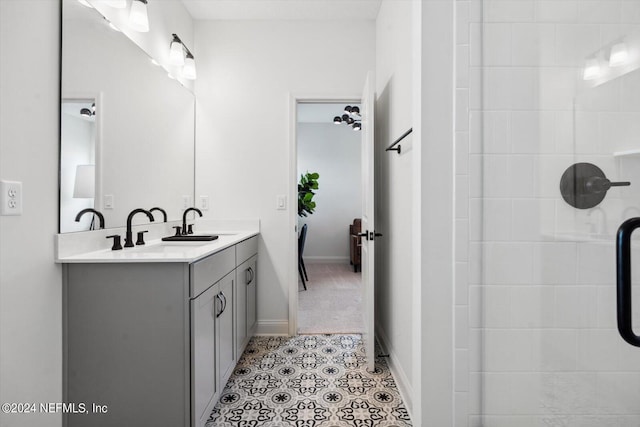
[247,267,254,285]
[215,294,224,318]
[616,217,640,347]
[220,292,227,314]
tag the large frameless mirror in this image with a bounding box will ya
[59,0,195,233]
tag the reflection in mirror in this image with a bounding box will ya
[60,0,195,233]
[61,99,97,232]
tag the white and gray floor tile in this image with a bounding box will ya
[206,334,412,426]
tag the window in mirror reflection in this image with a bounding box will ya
[61,99,97,233]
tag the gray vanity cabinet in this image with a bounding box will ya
[216,273,235,391]
[63,236,257,427]
[246,255,258,336]
[235,236,258,356]
[191,281,219,427]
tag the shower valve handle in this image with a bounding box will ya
[586,176,630,194]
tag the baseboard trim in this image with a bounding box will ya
[376,326,413,419]
[255,320,289,336]
[304,256,350,264]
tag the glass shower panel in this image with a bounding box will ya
[474,0,640,425]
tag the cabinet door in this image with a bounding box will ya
[235,262,248,355]
[216,272,235,391]
[191,283,218,427]
[246,256,257,335]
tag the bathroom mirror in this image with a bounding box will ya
[59,0,195,233]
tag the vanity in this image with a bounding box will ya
[58,231,258,427]
[57,2,258,424]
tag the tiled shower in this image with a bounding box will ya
[456,0,640,425]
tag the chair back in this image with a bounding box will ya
[298,224,308,258]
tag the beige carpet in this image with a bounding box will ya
[298,263,363,334]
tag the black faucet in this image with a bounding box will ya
[124,208,154,248]
[182,207,202,235]
[75,208,105,230]
[149,207,167,222]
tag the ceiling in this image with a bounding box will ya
[181,0,382,21]
[297,103,360,123]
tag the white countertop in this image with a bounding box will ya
[55,219,260,264]
[56,230,258,264]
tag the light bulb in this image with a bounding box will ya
[583,58,600,80]
[182,55,197,80]
[609,43,629,67]
[169,39,185,66]
[333,116,342,124]
[129,0,149,33]
[353,123,361,131]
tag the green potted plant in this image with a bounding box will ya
[298,172,320,217]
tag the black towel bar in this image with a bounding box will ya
[385,128,412,154]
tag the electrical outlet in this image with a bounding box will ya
[0,180,22,216]
[182,195,191,209]
[200,196,209,211]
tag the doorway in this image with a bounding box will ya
[294,101,364,334]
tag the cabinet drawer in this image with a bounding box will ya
[191,247,235,298]
[236,236,258,265]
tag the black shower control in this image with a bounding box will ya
[560,163,630,209]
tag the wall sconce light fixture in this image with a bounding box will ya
[169,34,186,66]
[168,33,197,80]
[129,0,149,33]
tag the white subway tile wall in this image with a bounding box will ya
[455,0,640,426]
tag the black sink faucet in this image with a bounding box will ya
[124,208,154,248]
[182,207,203,235]
[75,208,105,230]
[149,207,167,222]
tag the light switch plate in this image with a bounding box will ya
[104,194,114,209]
[200,196,209,210]
[276,195,286,210]
[0,180,22,215]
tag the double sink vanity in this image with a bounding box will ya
[57,1,260,425]
[56,222,259,427]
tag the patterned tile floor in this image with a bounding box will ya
[206,334,412,426]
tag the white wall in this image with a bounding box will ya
[0,1,63,426]
[374,0,415,412]
[194,20,375,333]
[413,0,455,425]
[297,122,361,263]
